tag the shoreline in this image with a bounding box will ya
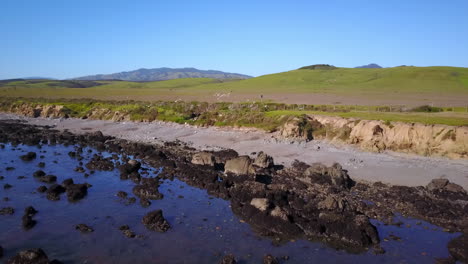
[2,112,467,190]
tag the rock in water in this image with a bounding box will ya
[219,254,237,264]
[75,224,94,233]
[7,248,49,264]
[263,254,279,264]
[20,152,37,161]
[142,210,170,232]
[448,234,468,263]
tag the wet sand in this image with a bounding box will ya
[2,113,467,190]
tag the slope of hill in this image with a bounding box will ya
[73,67,252,81]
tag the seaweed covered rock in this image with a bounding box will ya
[66,183,90,202]
[448,234,468,263]
[133,178,163,200]
[7,248,49,264]
[219,254,237,264]
[142,210,170,232]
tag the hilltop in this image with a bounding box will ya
[73,67,252,81]
[355,63,383,68]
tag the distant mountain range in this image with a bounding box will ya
[73,67,252,82]
[355,63,383,68]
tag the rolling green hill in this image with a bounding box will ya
[1,66,468,107]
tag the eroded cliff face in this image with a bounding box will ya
[279,115,468,159]
[6,103,134,122]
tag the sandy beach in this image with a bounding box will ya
[2,113,467,190]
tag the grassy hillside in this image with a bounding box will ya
[1,66,468,107]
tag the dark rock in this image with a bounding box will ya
[133,183,163,200]
[448,234,468,263]
[38,175,56,183]
[22,215,36,230]
[117,191,128,198]
[219,254,237,264]
[20,152,37,161]
[37,162,45,168]
[140,198,151,208]
[46,184,66,201]
[119,225,136,238]
[263,254,279,264]
[4,184,12,189]
[75,224,94,233]
[86,155,114,171]
[0,245,3,258]
[33,170,46,178]
[66,184,89,202]
[0,207,14,215]
[7,248,49,264]
[24,206,38,216]
[37,186,47,193]
[62,178,74,187]
[142,210,170,232]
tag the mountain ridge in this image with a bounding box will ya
[73,67,252,81]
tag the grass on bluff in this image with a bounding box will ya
[265,110,468,126]
[2,98,467,128]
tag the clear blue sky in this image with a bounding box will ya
[1,0,467,79]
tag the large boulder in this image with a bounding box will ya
[224,156,255,175]
[427,178,466,194]
[253,151,274,169]
[191,152,215,167]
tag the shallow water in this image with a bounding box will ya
[0,143,459,263]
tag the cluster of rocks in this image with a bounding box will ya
[43,178,91,202]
